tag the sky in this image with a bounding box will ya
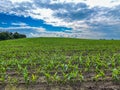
[0,0,120,39]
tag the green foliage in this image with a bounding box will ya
[0,31,26,40]
[22,67,30,85]
[31,74,38,84]
[112,68,120,81]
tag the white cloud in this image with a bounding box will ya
[35,27,46,32]
[11,0,33,3]
[11,22,28,27]
[30,30,104,39]
[1,22,7,25]
[89,15,120,26]
[30,8,53,20]
[85,0,120,8]
[0,26,45,31]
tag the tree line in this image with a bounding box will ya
[0,32,26,40]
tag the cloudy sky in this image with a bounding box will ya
[0,0,120,39]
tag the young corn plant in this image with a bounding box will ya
[111,56,116,68]
[93,70,105,81]
[84,56,91,72]
[78,73,84,82]
[0,74,6,84]
[78,56,84,65]
[16,63,22,75]
[67,71,78,81]
[62,72,69,83]
[43,72,52,83]
[112,68,120,81]
[22,67,30,85]
[0,67,7,84]
[51,72,61,84]
[31,74,38,84]
[7,76,18,85]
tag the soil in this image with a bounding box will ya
[0,68,120,90]
[0,80,120,90]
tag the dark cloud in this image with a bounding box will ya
[31,2,93,21]
[54,8,95,21]
[34,1,87,10]
[107,5,120,18]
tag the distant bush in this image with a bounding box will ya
[0,32,26,40]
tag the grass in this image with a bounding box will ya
[0,37,120,85]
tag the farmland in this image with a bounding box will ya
[0,37,120,90]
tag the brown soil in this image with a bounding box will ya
[0,80,120,90]
[0,68,120,90]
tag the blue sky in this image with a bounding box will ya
[0,0,120,39]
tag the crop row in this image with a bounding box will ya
[0,54,120,85]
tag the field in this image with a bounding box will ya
[0,37,120,90]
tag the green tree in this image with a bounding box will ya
[0,31,26,41]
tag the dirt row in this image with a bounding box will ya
[0,80,120,90]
